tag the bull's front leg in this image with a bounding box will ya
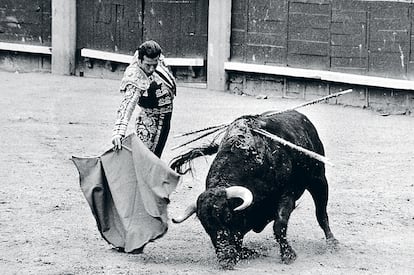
[213,229,244,270]
[273,196,296,264]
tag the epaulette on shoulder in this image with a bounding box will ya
[120,64,150,92]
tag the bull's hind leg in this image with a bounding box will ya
[273,196,297,264]
[308,176,338,248]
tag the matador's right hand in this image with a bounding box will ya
[111,134,123,150]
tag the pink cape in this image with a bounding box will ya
[72,134,180,252]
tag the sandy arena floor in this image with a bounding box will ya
[0,71,413,274]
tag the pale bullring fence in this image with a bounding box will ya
[0,0,414,114]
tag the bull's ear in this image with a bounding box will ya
[225,186,253,211]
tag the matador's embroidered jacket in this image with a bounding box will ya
[113,62,176,156]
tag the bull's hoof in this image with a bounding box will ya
[281,247,297,264]
[326,237,339,251]
[218,258,237,270]
[240,247,259,259]
[217,249,238,270]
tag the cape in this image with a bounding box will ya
[72,134,180,252]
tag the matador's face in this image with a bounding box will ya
[139,55,159,76]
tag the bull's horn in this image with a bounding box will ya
[225,186,253,211]
[172,202,197,223]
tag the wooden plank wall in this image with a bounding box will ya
[331,0,368,74]
[0,0,51,46]
[144,0,208,58]
[368,2,410,78]
[76,0,208,58]
[77,0,144,55]
[231,0,288,64]
[231,0,414,80]
[288,0,331,69]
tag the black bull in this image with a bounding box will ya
[170,110,338,269]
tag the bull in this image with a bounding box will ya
[170,110,338,269]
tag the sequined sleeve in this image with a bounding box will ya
[112,84,142,137]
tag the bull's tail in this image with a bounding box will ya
[169,142,219,174]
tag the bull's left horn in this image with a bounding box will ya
[225,186,253,211]
[172,202,197,223]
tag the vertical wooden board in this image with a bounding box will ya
[369,29,409,43]
[331,45,368,58]
[269,0,288,21]
[248,0,287,21]
[288,13,330,29]
[286,1,330,70]
[330,22,367,35]
[181,1,204,57]
[95,2,112,23]
[113,3,123,52]
[289,2,330,14]
[331,33,366,47]
[369,19,410,34]
[76,0,94,49]
[288,40,329,56]
[40,1,52,45]
[232,12,247,30]
[289,28,329,41]
[144,1,180,56]
[230,44,245,62]
[287,54,329,69]
[93,23,114,51]
[332,0,367,11]
[369,42,409,54]
[122,0,143,53]
[245,45,286,64]
[248,20,286,34]
[113,1,143,54]
[367,2,411,79]
[369,52,407,78]
[232,0,247,41]
[369,3,410,19]
[1,0,42,11]
[232,0,247,13]
[407,61,414,80]
[77,0,144,53]
[331,56,368,68]
[194,0,208,56]
[0,0,51,45]
[231,0,247,61]
[231,30,245,45]
[329,3,368,73]
[246,32,286,47]
[39,0,51,13]
[93,1,115,51]
[144,0,207,58]
[331,10,366,23]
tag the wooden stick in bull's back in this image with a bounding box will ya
[263,89,353,116]
[173,89,353,149]
[173,123,228,138]
[252,129,334,166]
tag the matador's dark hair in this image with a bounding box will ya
[137,40,162,60]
